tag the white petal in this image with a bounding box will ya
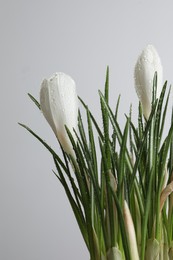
[40,79,57,135]
[40,72,78,156]
[134,45,163,119]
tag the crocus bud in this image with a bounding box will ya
[134,45,163,119]
[145,239,160,260]
[123,200,139,260]
[40,72,78,156]
[106,247,122,260]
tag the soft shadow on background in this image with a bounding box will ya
[1,0,173,259]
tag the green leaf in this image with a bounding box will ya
[86,109,98,177]
[105,66,109,103]
[53,157,89,249]
[99,91,128,167]
[141,166,155,260]
[18,123,67,173]
[115,95,121,120]
[28,93,41,109]
[100,67,111,169]
[99,138,115,247]
[118,118,129,201]
[99,90,144,217]
[129,101,158,194]
[78,96,104,140]
[110,189,131,260]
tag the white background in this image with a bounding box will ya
[1,0,173,259]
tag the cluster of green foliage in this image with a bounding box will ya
[20,68,173,259]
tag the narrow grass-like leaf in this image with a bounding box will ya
[115,95,121,120]
[110,189,131,260]
[155,123,173,240]
[28,93,41,109]
[65,126,90,201]
[78,110,88,145]
[152,82,168,238]
[18,123,67,173]
[141,166,155,260]
[87,108,98,178]
[118,119,129,201]
[100,67,111,169]
[159,83,170,141]
[99,90,144,216]
[99,91,131,170]
[129,105,134,160]
[60,147,84,211]
[159,123,173,192]
[155,81,168,147]
[66,125,108,253]
[169,108,173,175]
[86,108,100,235]
[99,91,122,147]
[78,96,104,140]
[112,95,121,154]
[129,102,158,193]
[105,66,109,103]
[129,120,140,150]
[138,102,144,140]
[64,131,96,259]
[53,157,89,249]
[99,138,115,247]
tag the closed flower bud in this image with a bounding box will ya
[145,239,159,260]
[106,247,122,260]
[40,72,78,156]
[134,45,163,119]
[123,200,139,260]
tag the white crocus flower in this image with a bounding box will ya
[40,72,78,156]
[134,45,163,119]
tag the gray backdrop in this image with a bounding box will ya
[1,0,173,259]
